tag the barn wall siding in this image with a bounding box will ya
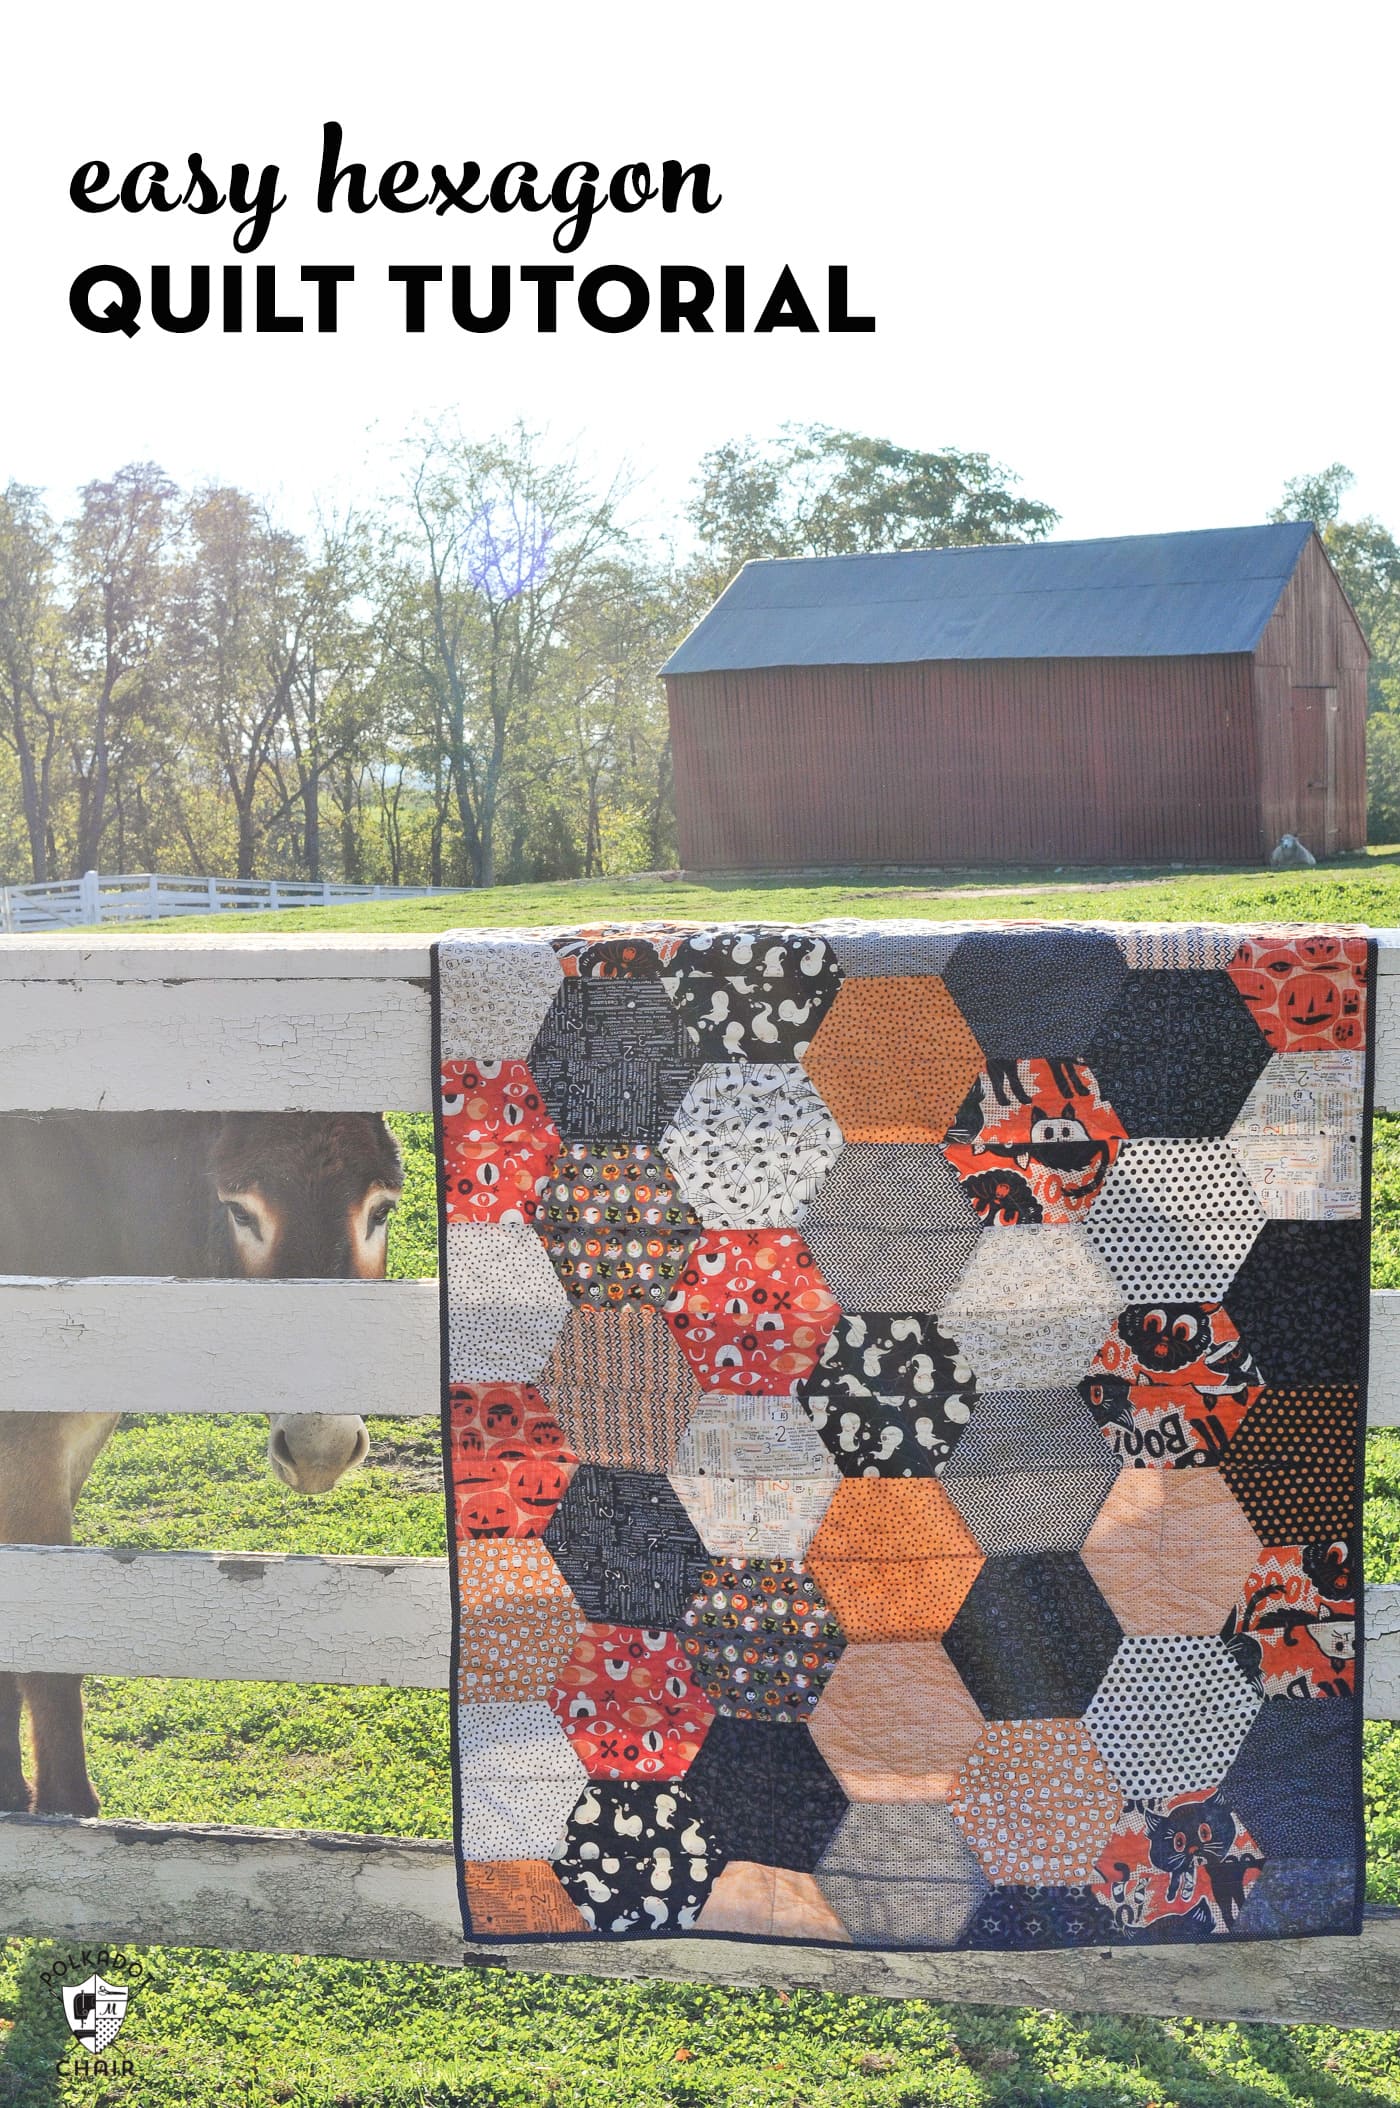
[1252,536,1368,854]
[666,656,1262,870]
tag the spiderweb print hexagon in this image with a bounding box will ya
[1082,1140,1265,1303]
[660,1064,844,1227]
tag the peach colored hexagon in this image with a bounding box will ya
[696,1861,853,1941]
[801,977,984,1144]
[1080,1470,1263,1635]
[806,1480,984,1642]
[809,1640,984,1801]
[950,1718,1123,1885]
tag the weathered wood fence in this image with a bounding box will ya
[0,930,1397,2027]
[0,870,458,932]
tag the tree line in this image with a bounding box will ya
[2,429,1395,889]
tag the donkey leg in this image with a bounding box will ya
[0,1674,29,1811]
[23,1674,100,1817]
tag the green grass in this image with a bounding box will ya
[4,876,1400,2105]
[116,843,1400,936]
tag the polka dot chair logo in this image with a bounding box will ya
[62,1971,129,2050]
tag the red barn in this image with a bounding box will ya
[660,523,1368,871]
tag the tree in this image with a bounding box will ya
[66,463,181,873]
[377,422,628,888]
[0,484,64,880]
[689,425,1059,587]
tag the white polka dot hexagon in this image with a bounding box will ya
[660,1063,844,1228]
[445,1221,571,1382]
[1081,1138,1266,1302]
[457,1701,588,1860]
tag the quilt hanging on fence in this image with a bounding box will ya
[433,920,1372,1951]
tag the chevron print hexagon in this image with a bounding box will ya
[445,1223,572,1383]
[534,1140,702,1307]
[940,927,1129,1058]
[801,975,985,1143]
[1080,1471,1262,1635]
[950,1719,1124,1887]
[1090,1788,1265,1936]
[1227,931,1369,1053]
[527,978,702,1141]
[802,1145,983,1315]
[1081,1300,1265,1468]
[795,1310,979,1478]
[1081,969,1271,1136]
[815,1802,991,1948]
[535,1303,701,1471]
[456,1701,589,1859]
[938,1226,1121,1389]
[438,932,565,1061]
[553,1780,726,1934]
[677,1556,845,1721]
[1083,1636,1262,1800]
[941,1058,1125,1225]
[667,1396,840,1559]
[440,1059,560,1226]
[660,927,845,1062]
[1227,1051,1364,1221]
[662,1228,841,1392]
[1082,1140,1266,1303]
[659,1064,843,1227]
[807,1639,984,1803]
[546,1624,716,1780]
[940,1389,1121,1556]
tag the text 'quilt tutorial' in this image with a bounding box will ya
[432,920,1371,1952]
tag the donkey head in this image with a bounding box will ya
[209,1113,404,1493]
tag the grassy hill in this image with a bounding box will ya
[3,866,1399,2106]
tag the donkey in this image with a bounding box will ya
[0,1110,403,1816]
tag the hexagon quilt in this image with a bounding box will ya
[435,920,1371,1949]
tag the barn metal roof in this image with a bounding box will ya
[661,522,1317,673]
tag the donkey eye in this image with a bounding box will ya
[369,1199,397,1231]
[224,1201,261,1236]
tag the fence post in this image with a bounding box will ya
[79,870,100,926]
[0,888,9,936]
[269,881,280,912]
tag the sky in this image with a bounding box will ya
[3,0,1397,549]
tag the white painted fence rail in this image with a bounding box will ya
[0,870,458,933]
[0,926,1396,2019]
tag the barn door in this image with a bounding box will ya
[1292,685,1340,855]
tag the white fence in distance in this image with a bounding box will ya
[0,928,1396,2022]
[0,870,460,932]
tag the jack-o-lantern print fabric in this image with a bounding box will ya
[434,922,1372,1949]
